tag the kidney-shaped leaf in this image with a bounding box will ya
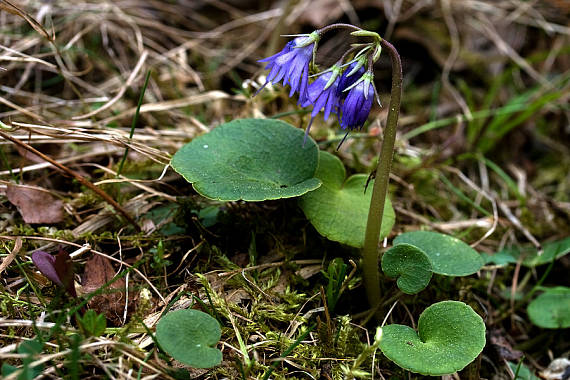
[171,118,320,201]
[394,231,484,276]
[298,151,395,248]
[379,301,486,376]
[156,309,222,368]
[527,287,570,329]
[381,243,433,294]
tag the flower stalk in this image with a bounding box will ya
[361,39,402,317]
[256,26,403,317]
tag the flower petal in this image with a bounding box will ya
[31,251,62,286]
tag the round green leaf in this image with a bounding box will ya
[527,287,570,329]
[156,309,222,368]
[381,243,433,294]
[379,301,486,376]
[298,151,395,248]
[171,118,320,201]
[394,231,484,276]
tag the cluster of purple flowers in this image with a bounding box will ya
[258,35,378,144]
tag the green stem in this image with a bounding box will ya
[117,70,151,177]
[362,39,402,317]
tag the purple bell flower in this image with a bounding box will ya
[258,32,319,102]
[302,70,341,121]
[336,58,366,98]
[340,72,375,130]
[300,68,341,144]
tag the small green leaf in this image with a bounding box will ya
[485,237,570,267]
[1,364,18,378]
[527,287,570,329]
[156,309,222,368]
[18,340,43,356]
[77,310,107,337]
[171,118,320,201]
[379,301,486,376]
[507,361,540,380]
[299,151,395,248]
[381,243,433,294]
[1,339,45,380]
[481,250,517,266]
[198,206,220,228]
[324,258,348,312]
[394,231,484,276]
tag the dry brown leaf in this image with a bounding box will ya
[82,254,130,326]
[15,145,43,163]
[6,184,64,224]
[14,144,63,165]
[488,328,523,362]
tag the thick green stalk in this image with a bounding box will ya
[362,39,402,315]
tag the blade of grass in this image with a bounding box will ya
[117,70,152,177]
[430,79,441,123]
[457,153,524,202]
[0,145,16,181]
[403,103,528,140]
[227,306,252,370]
[467,70,508,146]
[137,351,154,380]
[512,356,526,379]
[405,71,568,142]
[440,173,491,216]
[477,90,563,153]
[480,156,523,201]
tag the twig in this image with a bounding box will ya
[441,0,472,120]
[0,129,140,231]
[0,237,21,276]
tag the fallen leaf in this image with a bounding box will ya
[15,145,45,164]
[82,254,130,326]
[488,328,523,362]
[7,184,64,224]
